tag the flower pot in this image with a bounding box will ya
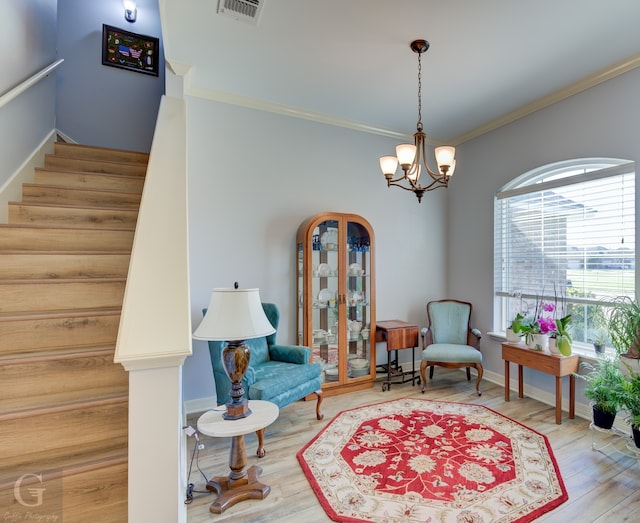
[506,327,520,343]
[526,333,547,351]
[632,426,640,448]
[548,337,560,354]
[592,405,616,430]
[593,344,605,354]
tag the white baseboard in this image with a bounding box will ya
[0,130,56,223]
[184,395,217,416]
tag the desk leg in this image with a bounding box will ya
[569,374,575,419]
[206,434,271,514]
[504,360,510,401]
[518,365,524,398]
[555,376,562,424]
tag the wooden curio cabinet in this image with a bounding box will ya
[296,212,375,396]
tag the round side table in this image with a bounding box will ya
[197,400,279,514]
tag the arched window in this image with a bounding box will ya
[494,158,635,345]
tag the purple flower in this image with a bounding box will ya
[542,302,555,313]
[537,317,557,334]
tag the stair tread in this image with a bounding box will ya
[0,307,121,321]
[0,249,131,254]
[9,200,140,211]
[0,392,127,419]
[0,277,126,284]
[0,222,135,232]
[36,166,146,179]
[23,182,143,196]
[0,390,127,420]
[46,152,147,167]
[0,345,116,363]
[0,444,128,487]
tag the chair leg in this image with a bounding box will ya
[474,364,484,396]
[420,361,428,393]
[315,390,324,420]
[466,367,471,381]
[256,428,266,458]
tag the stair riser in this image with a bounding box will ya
[0,353,127,410]
[45,155,146,177]
[0,227,134,251]
[55,141,148,164]
[22,184,142,208]
[0,281,126,313]
[9,204,138,229]
[62,461,128,523]
[0,400,128,471]
[0,312,120,355]
[34,169,145,193]
[0,253,130,279]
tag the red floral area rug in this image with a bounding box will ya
[297,398,567,523]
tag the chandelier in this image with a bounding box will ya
[379,39,456,203]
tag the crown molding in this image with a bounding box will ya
[187,84,413,141]
[449,53,640,145]
[185,52,640,146]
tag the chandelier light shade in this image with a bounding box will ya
[193,284,275,420]
[379,39,456,203]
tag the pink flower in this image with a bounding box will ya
[537,317,557,334]
[542,302,555,313]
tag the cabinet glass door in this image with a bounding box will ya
[310,220,341,382]
[345,220,372,380]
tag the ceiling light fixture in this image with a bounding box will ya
[379,39,456,203]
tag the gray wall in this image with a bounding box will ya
[450,67,640,395]
[56,0,164,152]
[184,98,448,402]
[0,0,57,186]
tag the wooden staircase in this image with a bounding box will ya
[0,142,148,521]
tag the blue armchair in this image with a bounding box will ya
[206,303,324,423]
[420,299,483,396]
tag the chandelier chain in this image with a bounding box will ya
[417,51,423,132]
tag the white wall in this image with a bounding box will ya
[0,0,57,188]
[183,98,448,402]
[56,0,164,152]
[450,67,640,399]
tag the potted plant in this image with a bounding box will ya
[607,296,640,359]
[574,357,625,429]
[549,314,572,356]
[589,329,609,355]
[619,362,640,447]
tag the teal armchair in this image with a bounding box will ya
[206,303,324,422]
[420,299,483,395]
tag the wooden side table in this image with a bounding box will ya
[375,320,420,391]
[501,342,579,424]
[197,400,279,514]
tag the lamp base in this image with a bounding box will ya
[223,400,252,420]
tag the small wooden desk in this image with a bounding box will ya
[197,400,279,514]
[375,320,420,391]
[501,342,579,424]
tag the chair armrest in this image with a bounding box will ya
[420,327,433,348]
[269,344,310,364]
[468,328,482,349]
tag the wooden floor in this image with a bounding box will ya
[186,369,640,523]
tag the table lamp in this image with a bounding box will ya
[193,285,275,420]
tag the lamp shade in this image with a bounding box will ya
[193,288,275,341]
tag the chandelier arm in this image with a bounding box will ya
[421,175,449,192]
[412,132,441,179]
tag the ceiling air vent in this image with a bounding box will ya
[217,0,264,25]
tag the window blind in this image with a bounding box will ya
[495,161,635,330]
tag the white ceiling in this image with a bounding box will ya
[164,0,640,144]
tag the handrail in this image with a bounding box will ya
[0,59,64,110]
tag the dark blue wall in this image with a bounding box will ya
[56,0,164,152]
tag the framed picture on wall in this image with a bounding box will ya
[102,24,159,77]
